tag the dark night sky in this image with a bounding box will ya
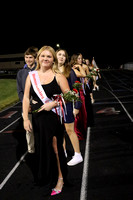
[0,4,133,69]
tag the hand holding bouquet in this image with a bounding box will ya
[86,73,94,80]
[62,89,81,103]
[32,81,82,113]
[91,67,100,76]
[61,81,82,103]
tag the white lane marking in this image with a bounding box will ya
[94,101,133,105]
[0,151,28,190]
[0,111,18,119]
[101,71,133,92]
[110,72,133,92]
[103,86,133,122]
[80,127,90,200]
[101,72,133,122]
[101,73,113,91]
[0,101,21,113]
[0,117,22,133]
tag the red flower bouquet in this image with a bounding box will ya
[72,81,82,91]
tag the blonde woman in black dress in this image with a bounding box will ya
[23,46,70,196]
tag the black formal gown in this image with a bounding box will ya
[29,75,68,191]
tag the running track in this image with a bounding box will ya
[0,69,133,200]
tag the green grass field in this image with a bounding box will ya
[0,79,19,111]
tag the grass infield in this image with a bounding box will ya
[0,79,19,111]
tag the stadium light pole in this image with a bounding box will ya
[56,43,60,48]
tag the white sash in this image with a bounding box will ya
[29,71,65,122]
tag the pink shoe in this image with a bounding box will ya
[51,188,61,196]
[51,177,63,196]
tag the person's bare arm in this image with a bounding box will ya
[23,76,31,120]
[73,65,86,77]
[56,73,70,93]
[83,64,90,75]
[22,75,32,132]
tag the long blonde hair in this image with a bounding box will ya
[35,45,58,70]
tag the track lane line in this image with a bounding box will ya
[103,86,133,122]
[0,117,22,133]
[80,127,90,200]
[0,151,28,190]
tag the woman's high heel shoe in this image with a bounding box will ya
[51,188,62,196]
[96,85,99,90]
[51,177,64,196]
[93,85,99,91]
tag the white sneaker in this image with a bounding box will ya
[67,154,83,166]
[28,149,35,153]
[91,98,95,104]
